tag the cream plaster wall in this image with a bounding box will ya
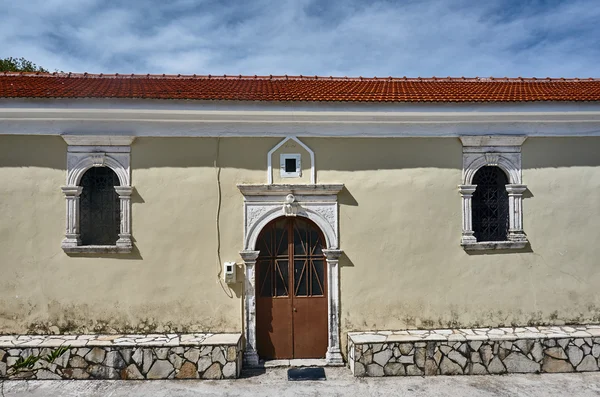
[0,136,278,334]
[307,137,600,334]
[1,135,600,339]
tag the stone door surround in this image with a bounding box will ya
[238,184,345,366]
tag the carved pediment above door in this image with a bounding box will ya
[237,184,344,251]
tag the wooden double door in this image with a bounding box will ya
[255,217,328,359]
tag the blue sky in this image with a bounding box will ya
[2,0,599,77]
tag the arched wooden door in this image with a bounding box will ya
[255,217,328,359]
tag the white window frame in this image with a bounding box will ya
[61,135,134,254]
[267,137,315,184]
[280,153,302,178]
[458,136,528,251]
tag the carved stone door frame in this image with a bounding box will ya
[238,184,344,366]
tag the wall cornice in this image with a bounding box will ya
[2,103,600,137]
[4,108,600,124]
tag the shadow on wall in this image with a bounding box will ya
[131,187,145,203]
[307,137,463,171]
[130,137,464,172]
[338,186,358,206]
[339,251,355,268]
[0,135,66,169]
[3,136,600,172]
[131,137,280,170]
[523,137,600,168]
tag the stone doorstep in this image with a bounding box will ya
[262,359,327,368]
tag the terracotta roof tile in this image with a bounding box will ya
[0,72,599,102]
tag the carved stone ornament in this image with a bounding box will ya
[306,205,336,229]
[484,153,500,166]
[283,194,298,216]
[238,183,345,366]
[61,137,134,254]
[246,205,272,228]
[238,184,344,251]
[91,153,106,167]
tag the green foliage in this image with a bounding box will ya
[0,57,48,72]
[45,345,70,363]
[9,345,71,374]
[11,355,40,371]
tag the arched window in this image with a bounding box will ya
[472,166,509,242]
[459,137,528,250]
[79,167,120,245]
[61,138,133,253]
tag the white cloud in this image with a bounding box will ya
[1,0,598,77]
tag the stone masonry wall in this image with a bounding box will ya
[0,333,242,380]
[349,325,600,377]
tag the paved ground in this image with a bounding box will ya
[2,367,600,397]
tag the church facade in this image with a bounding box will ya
[1,73,600,378]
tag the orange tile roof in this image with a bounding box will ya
[1,72,600,102]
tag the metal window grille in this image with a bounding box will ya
[79,167,120,245]
[472,166,509,242]
[257,218,325,298]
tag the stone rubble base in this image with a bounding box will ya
[0,333,242,380]
[348,325,600,377]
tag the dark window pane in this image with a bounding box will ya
[294,259,307,296]
[293,223,308,256]
[310,229,323,256]
[274,259,289,297]
[275,227,288,256]
[258,260,273,297]
[285,158,296,173]
[472,166,509,242]
[256,228,272,257]
[310,260,325,296]
[80,167,120,245]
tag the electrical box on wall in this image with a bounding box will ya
[224,262,237,284]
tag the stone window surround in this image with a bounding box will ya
[459,136,528,251]
[61,135,135,254]
[267,136,315,184]
[237,184,345,366]
[280,153,302,178]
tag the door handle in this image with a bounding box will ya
[293,307,297,312]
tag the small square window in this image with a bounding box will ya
[285,158,297,173]
[280,154,301,178]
